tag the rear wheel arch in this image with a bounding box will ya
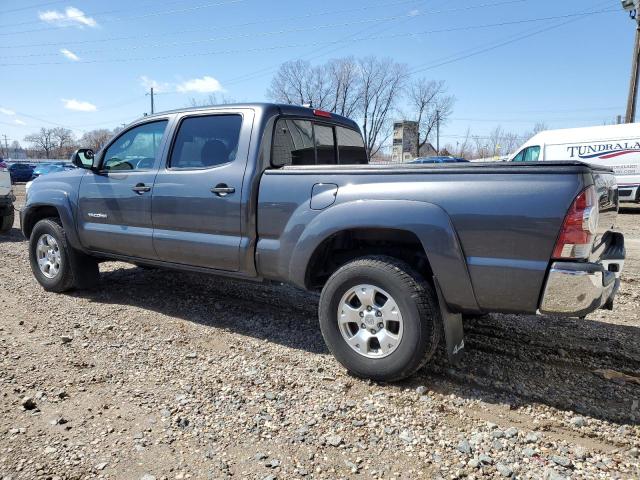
[289,199,480,313]
[304,227,433,290]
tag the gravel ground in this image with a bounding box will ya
[1,185,638,480]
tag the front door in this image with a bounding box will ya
[151,111,253,271]
[77,119,169,259]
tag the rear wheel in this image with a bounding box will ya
[319,256,441,382]
[0,208,14,234]
[29,218,99,292]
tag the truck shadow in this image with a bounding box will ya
[78,264,640,425]
[0,227,26,243]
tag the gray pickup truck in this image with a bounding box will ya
[21,103,625,381]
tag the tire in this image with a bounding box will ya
[29,218,99,292]
[0,208,14,234]
[319,255,441,382]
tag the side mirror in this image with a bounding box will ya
[71,148,96,170]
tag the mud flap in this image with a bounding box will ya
[434,277,464,365]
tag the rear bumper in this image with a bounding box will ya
[539,234,625,317]
[618,184,638,202]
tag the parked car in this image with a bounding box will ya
[410,156,469,164]
[0,161,14,233]
[510,124,640,203]
[31,163,75,179]
[8,163,34,183]
[21,104,625,381]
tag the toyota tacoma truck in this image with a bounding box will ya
[21,103,625,381]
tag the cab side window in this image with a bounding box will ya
[102,120,168,171]
[169,114,243,169]
[512,150,525,162]
[523,146,540,162]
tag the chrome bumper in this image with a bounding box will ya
[539,262,621,317]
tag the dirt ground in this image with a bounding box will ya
[1,184,638,480]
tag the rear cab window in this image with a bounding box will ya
[272,118,368,167]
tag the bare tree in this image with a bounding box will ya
[488,125,503,157]
[501,131,521,156]
[80,129,114,152]
[187,93,236,107]
[522,121,548,143]
[51,127,76,157]
[267,60,333,109]
[326,57,361,117]
[24,128,55,159]
[473,135,489,160]
[407,79,454,155]
[456,127,473,158]
[358,56,408,157]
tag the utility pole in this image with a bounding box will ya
[2,134,8,158]
[623,0,640,122]
[146,87,155,115]
[435,110,440,154]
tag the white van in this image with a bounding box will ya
[510,124,640,202]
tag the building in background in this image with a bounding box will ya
[391,121,437,162]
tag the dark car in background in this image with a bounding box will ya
[410,156,469,164]
[8,163,35,183]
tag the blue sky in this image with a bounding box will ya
[0,0,632,148]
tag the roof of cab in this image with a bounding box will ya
[135,102,360,131]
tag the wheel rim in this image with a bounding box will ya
[337,284,403,359]
[36,234,62,279]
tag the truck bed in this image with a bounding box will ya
[257,161,618,314]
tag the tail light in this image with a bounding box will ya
[313,109,332,118]
[0,162,6,172]
[552,185,599,259]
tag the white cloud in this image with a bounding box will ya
[176,76,224,94]
[139,75,170,93]
[0,107,16,116]
[39,7,97,28]
[62,98,97,112]
[60,48,80,61]
[14,119,26,126]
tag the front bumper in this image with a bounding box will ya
[539,234,625,317]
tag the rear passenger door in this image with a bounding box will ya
[151,110,253,271]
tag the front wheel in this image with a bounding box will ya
[29,218,99,292]
[318,256,441,382]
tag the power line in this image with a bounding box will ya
[0,0,489,48]
[0,8,617,67]
[408,1,616,75]
[0,1,528,59]
[0,0,249,35]
[0,0,65,15]
[220,0,433,87]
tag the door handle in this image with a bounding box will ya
[210,184,235,197]
[132,183,151,194]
